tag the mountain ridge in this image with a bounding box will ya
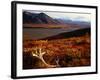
[41,27,90,40]
[23,11,59,24]
[23,11,90,28]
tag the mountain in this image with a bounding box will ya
[55,18,72,24]
[55,18,90,27]
[23,11,59,24]
[70,21,90,27]
[41,27,90,40]
[23,11,90,28]
[23,11,37,23]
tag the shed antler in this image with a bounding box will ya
[32,48,59,68]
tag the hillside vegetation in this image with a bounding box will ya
[23,33,90,69]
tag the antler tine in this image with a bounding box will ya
[31,47,59,68]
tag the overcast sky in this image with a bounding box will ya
[25,10,91,22]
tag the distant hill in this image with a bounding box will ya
[23,11,90,28]
[41,27,90,40]
[23,11,59,24]
[55,18,90,27]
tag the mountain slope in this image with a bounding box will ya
[41,27,90,40]
[23,11,59,24]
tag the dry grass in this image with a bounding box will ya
[23,33,91,69]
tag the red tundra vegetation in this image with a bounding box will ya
[23,33,91,69]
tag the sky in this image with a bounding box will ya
[25,10,91,22]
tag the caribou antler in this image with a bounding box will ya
[55,56,60,67]
[32,48,59,68]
